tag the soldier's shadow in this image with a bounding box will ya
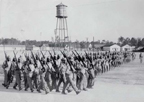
[0,84,78,96]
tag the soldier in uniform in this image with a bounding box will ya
[45,57,55,91]
[25,59,35,92]
[60,58,81,95]
[2,56,11,88]
[76,61,88,91]
[13,58,22,90]
[37,60,50,94]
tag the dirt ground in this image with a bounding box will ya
[0,53,144,102]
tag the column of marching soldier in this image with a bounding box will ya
[1,50,136,95]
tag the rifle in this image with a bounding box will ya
[4,51,7,60]
[72,51,78,58]
[2,51,9,69]
[31,50,37,68]
[84,51,95,69]
[84,51,92,63]
[60,50,75,72]
[35,53,45,72]
[40,50,53,72]
[48,51,57,66]
[40,50,45,58]
[74,50,86,67]
[13,51,20,70]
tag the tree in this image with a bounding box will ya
[118,36,125,45]
[122,37,131,46]
[130,37,137,46]
[101,40,106,44]
[141,38,144,46]
[137,38,142,47]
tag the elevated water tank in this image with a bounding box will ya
[56,3,67,18]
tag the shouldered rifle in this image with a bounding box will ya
[40,50,45,58]
[4,51,7,60]
[84,51,92,63]
[40,50,52,72]
[2,51,8,69]
[31,50,37,68]
[60,50,75,72]
[35,54,45,72]
[74,50,86,67]
[23,53,31,71]
[13,51,20,70]
[72,51,78,59]
[48,51,57,68]
[84,51,94,69]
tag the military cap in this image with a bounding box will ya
[61,58,66,63]
[7,56,10,61]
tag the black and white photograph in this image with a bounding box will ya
[0,0,144,102]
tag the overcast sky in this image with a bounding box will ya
[0,0,144,42]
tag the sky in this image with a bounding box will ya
[0,0,144,42]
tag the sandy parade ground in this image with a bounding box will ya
[0,52,144,102]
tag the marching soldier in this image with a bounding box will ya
[12,58,22,90]
[37,60,50,94]
[60,58,81,95]
[25,59,35,92]
[2,56,11,88]
[1,50,132,95]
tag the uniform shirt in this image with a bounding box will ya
[35,60,41,74]
[29,64,35,77]
[48,62,55,72]
[11,62,16,71]
[18,63,22,70]
[60,63,71,74]
[56,59,61,67]
[3,61,11,71]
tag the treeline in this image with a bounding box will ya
[118,36,144,47]
[0,38,50,47]
[0,38,114,48]
[0,37,144,48]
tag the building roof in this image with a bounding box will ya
[40,44,49,47]
[103,44,120,47]
[122,44,131,47]
[94,44,105,48]
[56,3,67,7]
[0,45,25,47]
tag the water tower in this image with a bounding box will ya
[55,3,69,47]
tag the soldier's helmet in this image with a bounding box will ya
[36,55,39,60]
[7,56,10,61]
[54,55,56,60]
[57,55,60,60]
[68,56,71,60]
[61,58,66,63]
[47,57,50,62]
[18,58,21,63]
[43,60,46,65]
[30,59,34,64]
[74,56,77,61]
[13,58,16,62]
[41,57,44,61]
[82,56,85,61]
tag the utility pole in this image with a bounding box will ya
[93,36,94,52]
[86,37,88,51]
[92,36,94,61]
